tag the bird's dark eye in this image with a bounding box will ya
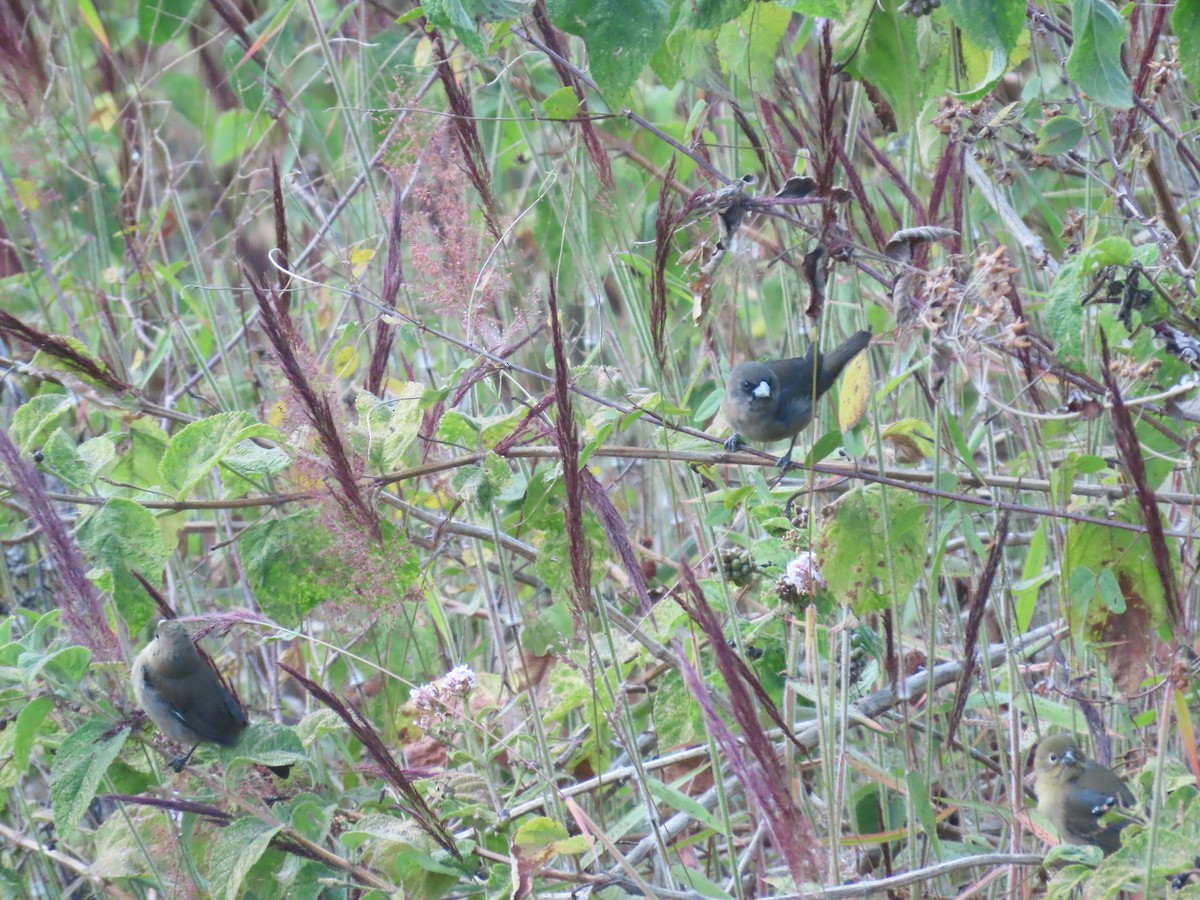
[1048,753,1058,763]
[741,381,755,392]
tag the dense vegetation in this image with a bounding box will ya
[1,0,1199,896]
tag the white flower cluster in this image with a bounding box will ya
[411,665,477,730]
[783,551,825,595]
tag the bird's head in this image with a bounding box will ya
[1035,734,1085,784]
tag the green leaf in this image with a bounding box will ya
[513,815,570,849]
[138,0,197,44]
[1035,115,1085,155]
[646,778,724,832]
[511,816,590,859]
[76,498,170,630]
[10,394,72,454]
[295,708,348,746]
[281,793,337,844]
[684,0,748,29]
[542,86,581,119]
[206,817,282,900]
[451,452,513,510]
[435,409,478,447]
[219,439,291,500]
[944,0,1025,99]
[804,429,845,467]
[521,598,574,655]
[435,406,526,450]
[541,661,596,727]
[423,0,529,55]
[1045,255,1086,362]
[1065,500,1174,691]
[239,511,343,627]
[40,429,113,493]
[209,109,271,168]
[651,671,706,748]
[778,0,845,13]
[716,2,790,86]
[1013,522,1048,632]
[107,420,170,498]
[12,695,54,776]
[815,485,928,614]
[1174,0,1200,94]
[851,780,906,838]
[668,862,735,899]
[50,718,127,836]
[19,646,92,685]
[341,815,462,894]
[944,0,1023,56]
[424,0,484,55]
[1081,235,1133,272]
[533,506,607,604]
[353,385,425,473]
[229,722,306,773]
[1097,567,1124,613]
[1068,564,1097,608]
[906,770,941,854]
[545,0,670,106]
[833,3,954,132]
[1067,0,1132,108]
[160,411,283,500]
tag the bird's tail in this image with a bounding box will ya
[816,329,872,394]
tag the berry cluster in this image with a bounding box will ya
[899,0,941,15]
[720,548,758,587]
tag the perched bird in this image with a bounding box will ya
[722,329,872,468]
[131,619,249,772]
[1033,733,1137,855]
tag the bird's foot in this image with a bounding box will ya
[723,434,745,453]
[168,745,197,772]
[776,451,794,470]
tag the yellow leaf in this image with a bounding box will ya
[350,247,375,279]
[78,0,110,51]
[268,401,287,429]
[333,345,359,379]
[315,292,333,331]
[11,179,38,211]
[413,37,434,70]
[90,93,118,132]
[382,376,416,397]
[837,352,870,430]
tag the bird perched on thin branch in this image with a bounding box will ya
[1033,733,1137,855]
[722,329,872,468]
[131,619,249,772]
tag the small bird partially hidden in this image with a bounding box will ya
[132,619,249,772]
[722,329,871,469]
[1033,733,1138,855]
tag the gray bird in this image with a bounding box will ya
[131,619,248,772]
[722,329,871,468]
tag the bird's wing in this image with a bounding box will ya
[766,353,820,428]
[156,665,249,746]
[1061,783,1121,821]
[1059,782,1134,853]
[767,351,819,392]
